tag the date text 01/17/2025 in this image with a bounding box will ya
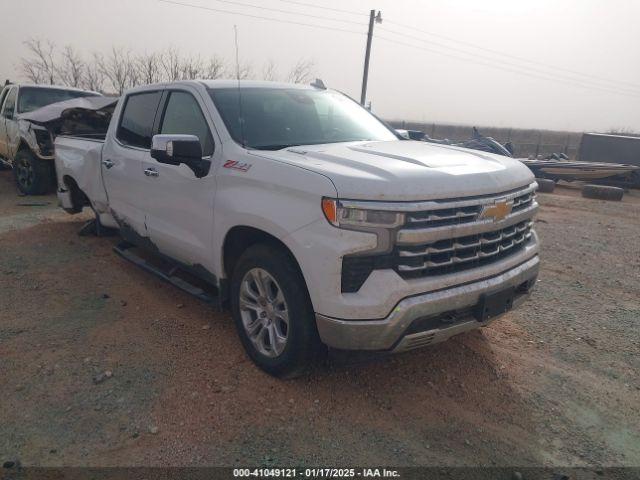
[232,467,401,478]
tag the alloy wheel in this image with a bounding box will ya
[239,268,290,357]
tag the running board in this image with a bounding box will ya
[113,242,220,307]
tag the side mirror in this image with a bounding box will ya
[150,134,209,178]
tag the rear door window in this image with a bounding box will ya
[159,91,214,157]
[116,91,162,149]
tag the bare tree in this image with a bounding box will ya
[58,45,85,88]
[135,52,161,85]
[160,48,181,82]
[236,61,254,80]
[181,55,204,80]
[126,56,141,89]
[21,38,57,84]
[205,56,226,79]
[17,38,292,90]
[99,47,132,95]
[20,58,45,84]
[83,53,105,92]
[262,59,278,81]
[287,58,315,84]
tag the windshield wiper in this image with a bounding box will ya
[251,144,298,151]
[252,139,375,150]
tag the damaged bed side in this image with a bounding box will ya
[55,136,110,217]
[23,96,119,223]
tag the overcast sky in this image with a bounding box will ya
[1,0,639,132]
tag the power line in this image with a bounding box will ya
[157,0,365,35]
[376,35,640,99]
[157,0,640,98]
[203,0,365,26]
[384,19,640,92]
[233,1,637,92]
[378,26,640,96]
[275,0,366,17]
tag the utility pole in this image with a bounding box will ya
[360,9,382,106]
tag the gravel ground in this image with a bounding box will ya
[0,170,639,468]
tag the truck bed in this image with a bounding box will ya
[55,135,109,212]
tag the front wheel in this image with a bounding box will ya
[230,244,325,378]
[13,150,54,195]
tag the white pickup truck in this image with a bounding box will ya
[54,80,540,377]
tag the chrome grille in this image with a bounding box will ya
[340,183,538,292]
[403,183,536,230]
[397,220,533,275]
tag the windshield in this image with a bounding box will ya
[17,87,99,114]
[208,87,396,150]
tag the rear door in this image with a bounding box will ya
[102,90,163,241]
[140,88,217,267]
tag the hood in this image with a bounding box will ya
[18,96,118,136]
[251,140,535,201]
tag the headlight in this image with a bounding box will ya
[322,198,405,230]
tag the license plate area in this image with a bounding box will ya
[474,286,515,322]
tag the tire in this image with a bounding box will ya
[63,180,87,214]
[230,244,325,378]
[536,178,556,193]
[12,150,53,195]
[582,184,624,201]
[627,171,640,189]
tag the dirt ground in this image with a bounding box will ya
[1,169,639,468]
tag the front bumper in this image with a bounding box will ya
[315,254,539,352]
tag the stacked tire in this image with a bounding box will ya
[536,178,555,193]
[582,184,624,201]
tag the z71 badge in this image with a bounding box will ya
[223,160,252,172]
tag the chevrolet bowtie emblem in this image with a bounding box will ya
[479,200,513,222]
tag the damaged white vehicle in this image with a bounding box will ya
[0,84,101,194]
[51,80,540,377]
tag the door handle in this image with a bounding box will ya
[144,167,159,178]
[102,159,114,169]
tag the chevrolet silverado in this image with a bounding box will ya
[54,80,540,377]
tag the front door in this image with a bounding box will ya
[102,90,163,241]
[140,88,217,269]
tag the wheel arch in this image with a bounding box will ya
[221,225,309,301]
[61,174,90,213]
[223,225,303,276]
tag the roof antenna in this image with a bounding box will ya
[234,25,246,148]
